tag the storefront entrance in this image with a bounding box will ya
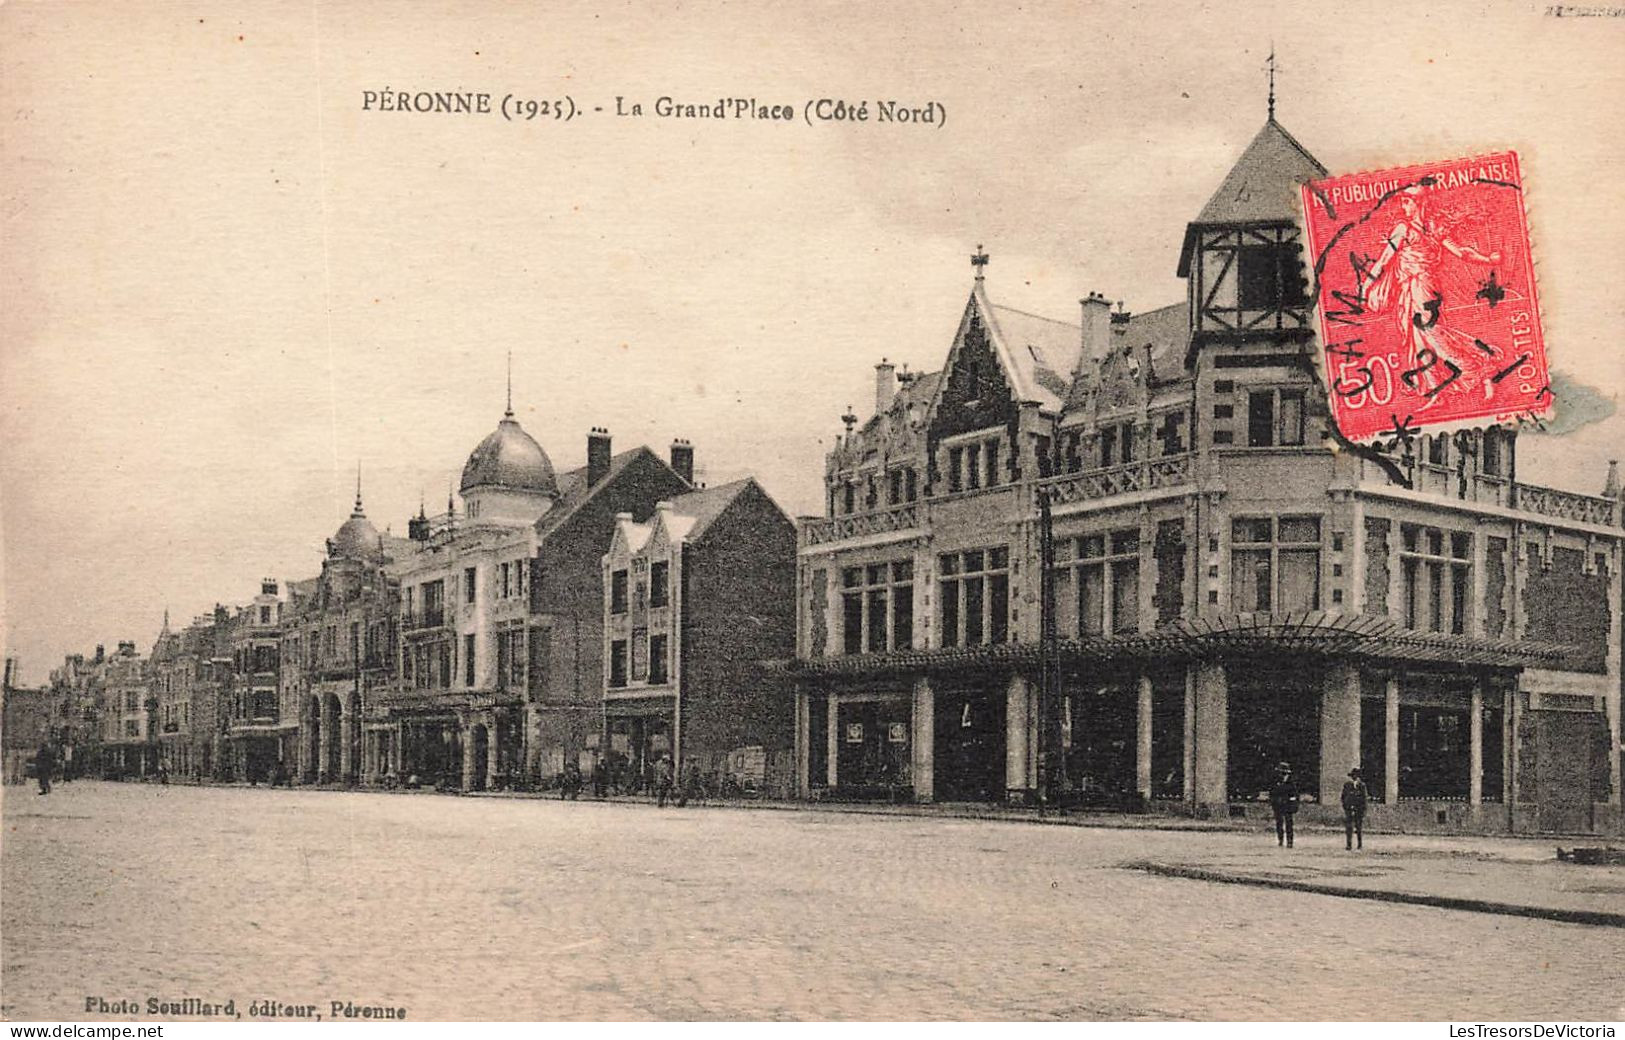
[1227,656,1323,803]
[833,697,910,798]
[933,681,1005,802]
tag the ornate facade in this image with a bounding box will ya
[792,118,1624,835]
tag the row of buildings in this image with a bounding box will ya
[9,112,1623,834]
[25,422,798,796]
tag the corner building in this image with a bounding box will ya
[791,117,1623,835]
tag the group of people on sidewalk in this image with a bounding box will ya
[1269,761,1369,850]
[557,754,708,808]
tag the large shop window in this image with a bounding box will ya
[840,560,914,655]
[1230,516,1321,613]
[1053,529,1141,636]
[1401,526,1472,634]
[1399,704,1469,800]
[939,548,1009,647]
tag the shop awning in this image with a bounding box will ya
[785,611,1571,680]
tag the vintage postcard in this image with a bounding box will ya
[2,0,1623,1028]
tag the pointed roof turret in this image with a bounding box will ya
[1177,118,1328,276]
[329,465,381,559]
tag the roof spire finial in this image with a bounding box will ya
[353,463,364,516]
[1266,45,1277,122]
[971,244,989,282]
[505,349,514,418]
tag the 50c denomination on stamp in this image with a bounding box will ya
[1300,151,1551,442]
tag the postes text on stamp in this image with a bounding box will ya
[1300,152,1550,442]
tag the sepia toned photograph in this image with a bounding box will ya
[2,0,1623,1027]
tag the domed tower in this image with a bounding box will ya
[459,395,558,525]
[328,475,383,561]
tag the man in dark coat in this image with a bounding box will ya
[1269,761,1298,847]
[1341,767,1369,850]
[34,742,54,795]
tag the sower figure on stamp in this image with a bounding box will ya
[1361,185,1501,407]
[1269,762,1298,847]
[1342,767,1369,850]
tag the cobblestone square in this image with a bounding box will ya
[3,783,1621,1021]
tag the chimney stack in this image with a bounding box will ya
[875,358,897,415]
[1606,459,1621,499]
[3,656,14,689]
[1080,292,1113,365]
[95,644,105,663]
[587,427,612,486]
[261,578,278,597]
[670,439,695,485]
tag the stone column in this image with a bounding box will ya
[1469,679,1484,808]
[826,693,840,789]
[487,717,501,792]
[339,711,355,785]
[1385,675,1401,805]
[795,689,810,798]
[1193,660,1228,807]
[1183,667,1196,804]
[1320,662,1361,806]
[320,699,336,783]
[1006,674,1030,801]
[911,678,934,803]
[461,724,476,792]
[1135,673,1154,804]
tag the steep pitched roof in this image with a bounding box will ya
[985,300,1083,411]
[664,478,757,542]
[1178,118,1327,275]
[535,446,686,541]
[1124,302,1189,383]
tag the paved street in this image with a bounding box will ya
[3,782,1621,1021]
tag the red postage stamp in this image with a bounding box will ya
[1299,152,1550,443]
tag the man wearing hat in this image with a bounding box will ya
[1341,767,1370,851]
[1268,762,1298,847]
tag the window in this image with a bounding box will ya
[1426,435,1447,467]
[464,567,477,604]
[840,560,914,654]
[649,634,669,684]
[421,580,445,626]
[609,640,628,688]
[649,561,669,607]
[1230,516,1321,613]
[1155,412,1187,456]
[438,642,452,688]
[1483,429,1507,477]
[1099,425,1117,468]
[1054,529,1140,637]
[1401,524,1472,633]
[631,626,648,680]
[633,558,647,609]
[984,439,1001,485]
[841,482,855,515]
[500,562,511,598]
[1237,241,1306,310]
[1246,388,1306,447]
[610,569,629,614]
[464,634,475,687]
[948,446,964,492]
[938,548,1009,647]
[259,606,271,625]
[1036,436,1053,478]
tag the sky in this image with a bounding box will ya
[3,0,1623,684]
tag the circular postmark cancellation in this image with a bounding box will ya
[1299,152,1551,444]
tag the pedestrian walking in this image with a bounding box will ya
[591,758,607,799]
[1269,761,1298,847]
[655,755,675,808]
[34,742,54,796]
[1341,767,1369,850]
[677,761,702,807]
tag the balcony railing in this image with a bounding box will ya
[401,610,447,632]
[1511,483,1619,528]
[801,502,920,548]
[1039,454,1193,508]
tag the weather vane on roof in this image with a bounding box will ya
[971,244,989,281]
[1266,45,1278,122]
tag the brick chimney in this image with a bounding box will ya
[1080,292,1113,366]
[670,439,695,485]
[875,358,897,415]
[1605,459,1620,499]
[3,656,14,689]
[587,427,612,486]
